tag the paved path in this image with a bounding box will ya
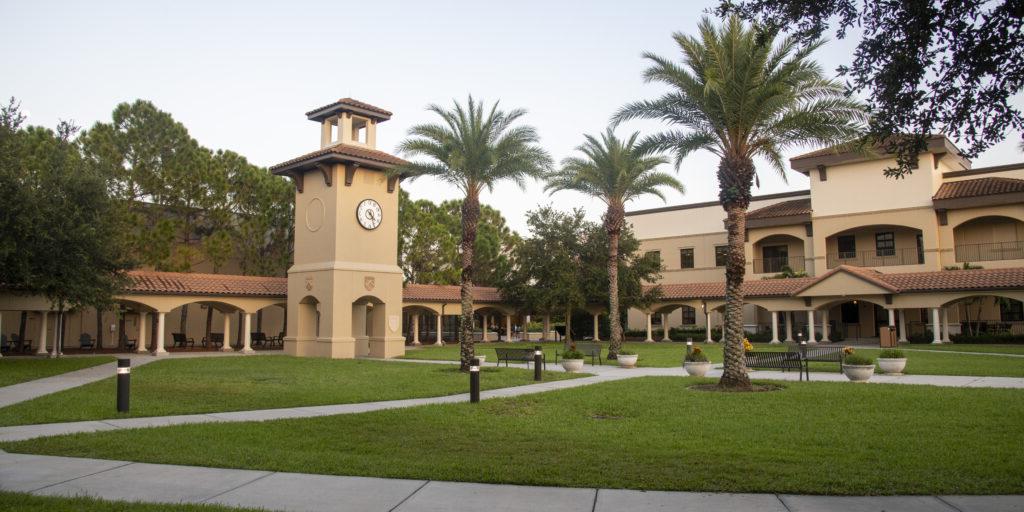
[1,451,1019,512]
[3,359,1023,442]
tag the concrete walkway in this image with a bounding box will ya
[1,451,1019,512]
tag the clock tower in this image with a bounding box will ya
[271,98,406,359]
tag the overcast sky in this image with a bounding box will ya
[4,0,1023,233]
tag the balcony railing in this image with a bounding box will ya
[753,256,806,274]
[954,241,1024,262]
[826,247,924,269]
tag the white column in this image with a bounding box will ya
[221,312,233,351]
[888,309,896,327]
[770,312,780,344]
[242,312,254,353]
[36,311,49,355]
[543,315,551,342]
[481,315,489,342]
[154,312,167,355]
[785,312,793,342]
[807,310,817,343]
[137,313,148,354]
[942,308,951,343]
[645,313,654,342]
[931,308,942,344]
[505,315,512,342]
[821,309,831,342]
[705,312,713,343]
[898,309,908,342]
[435,314,444,345]
[660,313,670,342]
[593,313,601,342]
[411,314,421,345]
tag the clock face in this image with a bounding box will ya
[356,199,383,230]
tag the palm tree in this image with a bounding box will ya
[398,96,552,371]
[612,15,864,389]
[545,128,684,359]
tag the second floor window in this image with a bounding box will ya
[680,248,694,269]
[714,246,728,267]
[876,232,895,257]
[837,235,856,259]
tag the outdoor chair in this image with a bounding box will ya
[202,332,224,348]
[0,334,9,353]
[78,333,95,350]
[251,332,268,347]
[10,333,32,352]
[120,332,137,351]
[171,332,195,349]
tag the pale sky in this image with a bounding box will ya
[3,0,1022,233]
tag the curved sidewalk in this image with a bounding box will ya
[0,451,1019,512]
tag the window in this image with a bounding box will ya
[679,248,694,269]
[875,232,895,257]
[837,235,856,259]
[645,250,661,267]
[916,233,925,264]
[1001,300,1024,322]
[761,245,789,273]
[714,246,728,267]
[681,306,696,325]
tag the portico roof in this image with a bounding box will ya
[126,271,287,298]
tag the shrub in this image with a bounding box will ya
[746,330,773,343]
[562,349,584,359]
[618,350,636,356]
[907,331,934,344]
[950,333,1024,344]
[844,353,875,366]
[684,346,709,362]
[879,349,906,359]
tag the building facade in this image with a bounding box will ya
[627,136,1024,342]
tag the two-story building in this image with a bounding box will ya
[627,135,1024,343]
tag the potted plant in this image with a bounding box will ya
[683,346,712,377]
[877,349,907,375]
[617,350,638,368]
[842,349,875,382]
[560,346,585,373]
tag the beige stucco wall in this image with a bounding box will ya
[809,156,940,217]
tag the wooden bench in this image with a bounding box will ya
[745,351,808,381]
[791,345,846,372]
[555,342,602,365]
[494,347,546,369]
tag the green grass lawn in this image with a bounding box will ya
[403,341,1024,377]
[0,356,114,387]
[6,376,1021,496]
[902,344,1024,355]
[0,491,264,512]
[0,356,582,427]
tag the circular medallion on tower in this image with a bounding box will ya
[305,197,324,232]
[356,199,383,230]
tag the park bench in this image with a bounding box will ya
[201,332,224,349]
[745,351,808,381]
[790,344,846,372]
[78,333,95,350]
[494,347,547,369]
[555,342,602,365]
[251,332,268,347]
[171,332,195,349]
[119,332,137,351]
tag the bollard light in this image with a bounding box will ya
[686,341,693,357]
[469,357,481,403]
[116,358,131,413]
[533,345,543,381]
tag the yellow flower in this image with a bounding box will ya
[843,346,855,355]
[692,346,703,355]
[743,339,754,351]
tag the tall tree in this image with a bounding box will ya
[721,0,1024,177]
[0,99,130,355]
[398,191,460,284]
[545,128,683,359]
[222,150,294,277]
[398,96,552,371]
[613,15,864,389]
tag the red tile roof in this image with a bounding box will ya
[653,277,817,300]
[126,271,287,298]
[305,98,393,118]
[402,283,504,303]
[932,177,1024,200]
[746,198,812,220]
[270,143,408,171]
[881,267,1024,293]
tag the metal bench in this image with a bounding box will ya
[791,344,846,372]
[171,332,195,349]
[494,347,546,369]
[555,342,602,365]
[745,351,808,381]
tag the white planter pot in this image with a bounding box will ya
[561,359,585,373]
[684,361,712,377]
[877,357,907,375]
[842,364,875,382]
[617,354,638,368]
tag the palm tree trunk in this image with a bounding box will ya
[459,191,481,372]
[718,155,754,390]
[606,204,624,359]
